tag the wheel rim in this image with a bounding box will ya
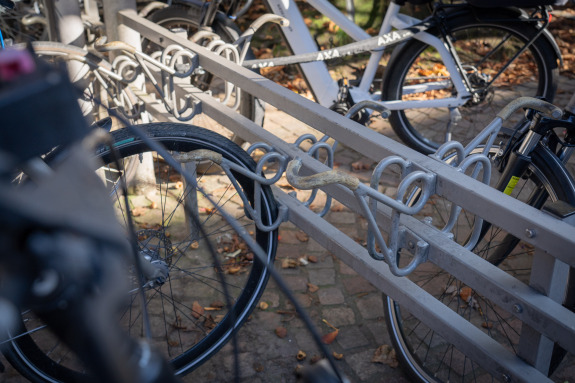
[8,133,276,380]
[385,152,568,382]
[393,24,551,153]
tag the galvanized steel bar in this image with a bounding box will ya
[143,77,575,356]
[117,10,575,267]
[275,189,553,383]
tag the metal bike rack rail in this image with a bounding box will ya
[97,4,575,381]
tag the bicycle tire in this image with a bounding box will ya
[382,9,559,154]
[145,6,265,145]
[3,123,278,382]
[384,144,575,382]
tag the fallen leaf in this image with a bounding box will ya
[131,206,148,217]
[308,255,318,263]
[482,321,493,329]
[210,300,224,309]
[226,266,242,274]
[149,201,158,209]
[253,362,265,372]
[275,326,288,338]
[296,350,307,361]
[296,231,309,242]
[333,351,344,360]
[191,301,204,319]
[372,345,399,368]
[321,329,339,344]
[460,287,473,302]
[282,259,299,269]
[351,161,370,171]
[190,241,200,250]
[307,283,319,293]
[203,315,216,330]
[259,301,269,310]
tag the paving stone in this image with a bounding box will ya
[346,349,390,382]
[322,307,356,326]
[342,275,377,296]
[356,293,385,320]
[305,252,335,268]
[282,274,309,292]
[308,268,336,286]
[366,320,392,346]
[336,326,370,350]
[261,290,281,308]
[338,260,359,276]
[317,286,346,305]
[253,310,283,331]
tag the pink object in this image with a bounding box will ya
[0,48,36,81]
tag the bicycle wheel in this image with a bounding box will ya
[144,6,265,145]
[384,144,575,382]
[3,123,278,382]
[382,10,559,154]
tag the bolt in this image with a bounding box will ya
[525,228,536,238]
[513,304,523,313]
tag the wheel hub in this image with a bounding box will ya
[137,229,175,287]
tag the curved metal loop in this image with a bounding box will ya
[437,153,492,250]
[112,55,141,83]
[223,154,289,232]
[364,156,436,276]
[169,49,198,78]
[294,134,319,150]
[300,141,337,217]
[432,140,465,167]
[234,14,290,63]
[246,142,275,156]
[191,30,221,43]
[174,151,288,232]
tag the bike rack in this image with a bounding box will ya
[89,2,575,381]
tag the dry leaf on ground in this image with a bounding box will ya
[275,326,288,338]
[131,206,148,217]
[296,231,309,242]
[191,301,204,319]
[307,283,319,293]
[321,329,339,345]
[372,345,399,368]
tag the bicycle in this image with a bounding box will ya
[382,95,575,382]
[0,44,281,382]
[283,94,575,382]
[0,41,352,383]
[146,0,564,154]
[0,44,181,383]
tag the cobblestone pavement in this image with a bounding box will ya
[1,77,574,382]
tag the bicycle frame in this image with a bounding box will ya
[261,0,471,111]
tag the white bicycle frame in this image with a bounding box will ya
[263,0,471,112]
